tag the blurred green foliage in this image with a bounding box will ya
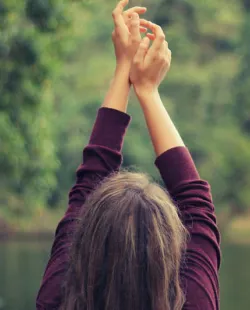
[1,0,250,223]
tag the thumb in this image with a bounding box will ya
[134,36,150,63]
[130,13,141,41]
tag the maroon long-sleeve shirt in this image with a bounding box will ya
[36,107,221,310]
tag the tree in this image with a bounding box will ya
[2,0,250,226]
[0,0,72,217]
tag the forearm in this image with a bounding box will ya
[102,62,131,113]
[136,89,185,157]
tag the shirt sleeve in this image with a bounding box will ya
[36,107,131,310]
[155,146,221,310]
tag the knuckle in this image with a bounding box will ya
[133,58,140,65]
[159,34,165,41]
[138,68,143,73]
[162,57,168,65]
[131,19,139,26]
[112,10,117,18]
[165,56,171,66]
[158,53,167,64]
[140,43,148,50]
[155,47,161,53]
[156,52,162,59]
[131,37,140,44]
[137,65,144,73]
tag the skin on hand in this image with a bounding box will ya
[112,0,148,66]
[102,0,149,112]
[130,21,172,96]
[102,0,157,113]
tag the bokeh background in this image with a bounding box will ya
[0,0,250,309]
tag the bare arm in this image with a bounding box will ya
[102,0,147,113]
[136,90,184,156]
[102,62,131,113]
[130,21,184,156]
[36,2,148,308]
[131,21,221,309]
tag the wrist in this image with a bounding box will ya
[134,85,159,102]
[102,62,131,113]
[114,62,131,87]
[115,60,131,75]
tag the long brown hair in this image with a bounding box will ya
[60,171,187,310]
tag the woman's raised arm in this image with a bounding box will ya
[130,22,185,157]
[130,22,221,310]
[36,1,148,308]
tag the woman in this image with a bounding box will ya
[36,0,221,309]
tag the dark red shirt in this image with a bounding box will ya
[36,107,221,309]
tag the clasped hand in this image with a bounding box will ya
[112,0,172,95]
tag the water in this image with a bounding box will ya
[0,241,249,310]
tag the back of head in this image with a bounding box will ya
[61,171,187,310]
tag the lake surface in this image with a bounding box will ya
[0,241,249,309]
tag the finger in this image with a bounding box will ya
[165,42,170,54]
[167,48,172,63]
[123,7,147,23]
[164,42,171,60]
[139,19,156,40]
[112,0,129,31]
[164,40,169,51]
[125,6,147,15]
[158,38,166,62]
[168,48,172,59]
[130,13,141,41]
[139,19,152,28]
[146,23,166,59]
[146,33,156,40]
[139,19,164,41]
[134,36,151,64]
[159,37,166,53]
[159,43,171,69]
[140,27,148,33]
[112,27,146,39]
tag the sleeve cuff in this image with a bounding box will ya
[155,146,200,192]
[89,107,131,152]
